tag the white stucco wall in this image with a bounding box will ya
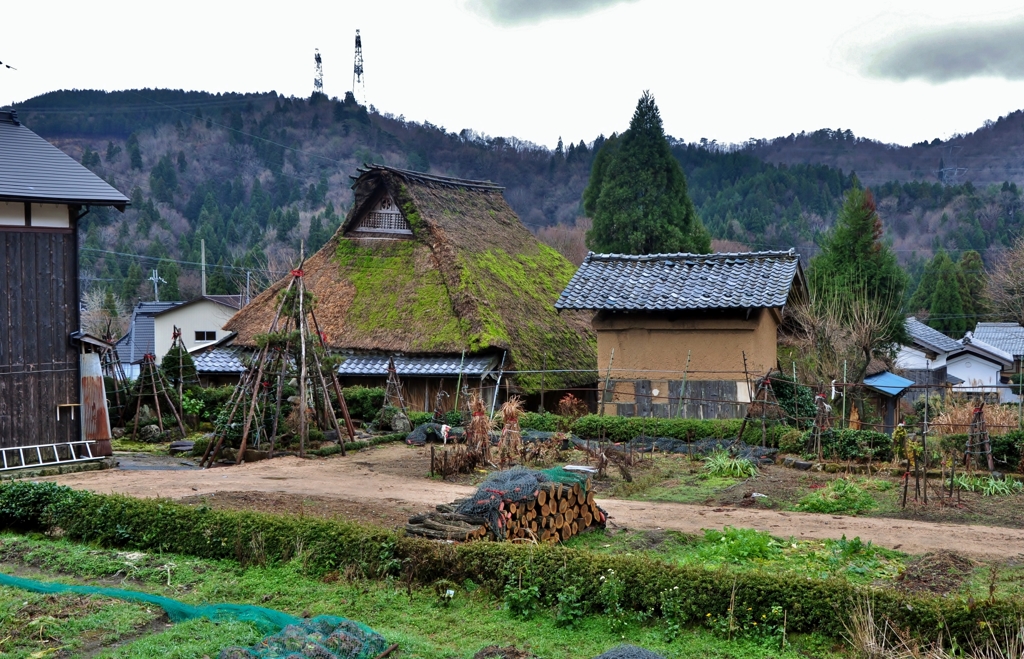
[896,345,947,370]
[152,300,238,359]
[947,353,1018,403]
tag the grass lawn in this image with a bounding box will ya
[0,533,842,659]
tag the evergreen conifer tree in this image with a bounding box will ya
[927,252,967,337]
[809,187,908,347]
[584,92,710,255]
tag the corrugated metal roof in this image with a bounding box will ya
[905,317,961,354]
[193,347,247,374]
[114,301,184,364]
[0,113,130,206]
[555,250,801,311]
[973,322,1024,358]
[863,371,915,397]
[337,354,499,377]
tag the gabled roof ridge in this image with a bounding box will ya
[583,249,796,263]
[352,163,504,191]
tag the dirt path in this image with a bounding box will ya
[44,445,1024,559]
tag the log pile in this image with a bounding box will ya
[405,478,607,543]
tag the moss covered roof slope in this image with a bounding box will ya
[224,165,596,392]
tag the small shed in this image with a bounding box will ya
[0,110,128,460]
[555,250,804,418]
[863,370,915,435]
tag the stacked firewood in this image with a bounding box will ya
[405,479,606,543]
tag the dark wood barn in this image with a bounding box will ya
[0,110,128,461]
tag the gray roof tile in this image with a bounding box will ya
[905,317,961,353]
[114,301,184,364]
[973,323,1024,358]
[337,354,499,377]
[555,251,801,311]
[193,347,247,374]
[0,112,130,206]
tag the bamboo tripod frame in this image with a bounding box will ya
[200,264,356,468]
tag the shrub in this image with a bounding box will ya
[341,386,385,420]
[572,415,791,446]
[408,411,432,427]
[520,411,561,432]
[703,450,758,478]
[804,428,892,462]
[778,429,804,454]
[797,479,876,515]
[1,482,1022,644]
[769,371,817,428]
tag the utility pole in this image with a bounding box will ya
[245,271,251,306]
[148,269,167,302]
[201,239,206,296]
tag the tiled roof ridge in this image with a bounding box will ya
[583,249,796,263]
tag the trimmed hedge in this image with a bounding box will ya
[572,415,790,446]
[2,481,1018,644]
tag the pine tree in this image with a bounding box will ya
[584,92,711,255]
[121,262,144,303]
[907,250,943,315]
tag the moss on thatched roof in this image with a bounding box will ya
[225,165,596,392]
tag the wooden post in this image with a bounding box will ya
[298,275,308,458]
[310,307,355,446]
[600,348,614,417]
[234,344,272,465]
[147,358,164,433]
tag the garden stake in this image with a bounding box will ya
[600,348,614,416]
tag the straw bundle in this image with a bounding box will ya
[496,396,524,468]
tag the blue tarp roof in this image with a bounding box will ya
[863,371,915,397]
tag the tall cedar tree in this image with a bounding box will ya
[584,92,711,255]
[907,249,984,337]
[809,187,909,347]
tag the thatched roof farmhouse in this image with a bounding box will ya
[225,165,595,409]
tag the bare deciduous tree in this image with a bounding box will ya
[985,236,1024,325]
[788,283,904,387]
[81,289,130,340]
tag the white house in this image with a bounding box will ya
[152,295,241,358]
[947,333,1016,404]
[896,317,963,402]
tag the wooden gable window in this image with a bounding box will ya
[353,194,412,234]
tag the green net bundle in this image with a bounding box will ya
[0,573,388,659]
[219,616,390,659]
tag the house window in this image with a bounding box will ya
[354,194,412,234]
[195,331,216,342]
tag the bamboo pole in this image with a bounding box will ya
[309,307,355,446]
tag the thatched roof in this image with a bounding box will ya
[225,165,596,392]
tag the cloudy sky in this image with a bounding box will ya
[4,0,1024,149]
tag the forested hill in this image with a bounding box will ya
[10,89,1024,307]
[741,109,1024,187]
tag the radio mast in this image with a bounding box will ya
[352,30,366,104]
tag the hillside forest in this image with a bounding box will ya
[13,89,1024,331]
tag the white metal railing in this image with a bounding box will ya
[0,440,102,472]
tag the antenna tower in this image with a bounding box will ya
[937,145,967,186]
[313,48,324,95]
[352,29,365,104]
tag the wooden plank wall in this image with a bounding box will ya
[613,379,747,420]
[0,230,80,448]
